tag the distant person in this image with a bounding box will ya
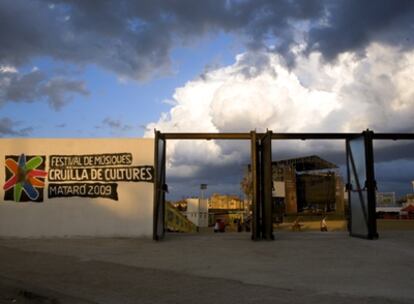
[291,217,302,231]
[320,217,328,232]
[219,219,226,233]
[214,220,219,233]
[237,219,243,232]
[244,216,251,232]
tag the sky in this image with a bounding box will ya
[1,0,414,200]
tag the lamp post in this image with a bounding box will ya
[200,184,207,227]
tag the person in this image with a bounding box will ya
[244,216,251,232]
[214,220,219,233]
[320,216,328,232]
[291,217,302,231]
[237,219,243,232]
[219,219,226,233]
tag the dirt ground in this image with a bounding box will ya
[1,231,413,304]
[273,219,414,231]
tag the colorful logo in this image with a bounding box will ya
[3,154,47,202]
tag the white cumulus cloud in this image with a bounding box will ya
[146,44,414,184]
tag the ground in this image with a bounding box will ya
[1,230,413,303]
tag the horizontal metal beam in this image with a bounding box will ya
[163,133,251,140]
[373,133,414,140]
[274,133,414,140]
[161,132,414,141]
[271,133,360,140]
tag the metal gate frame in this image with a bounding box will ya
[251,130,274,241]
[153,130,414,241]
[346,131,378,239]
[153,130,166,240]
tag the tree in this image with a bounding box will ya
[240,172,252,200]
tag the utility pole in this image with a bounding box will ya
[200,184,207,227]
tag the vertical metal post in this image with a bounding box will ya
[251,131,261,240]
[160,136,166,238]
[364,130,378,239]
[153,130,166,241]
[200,184,207,227]
[261,131,274,240]
[153,130,160,240]
[345,139,352,233]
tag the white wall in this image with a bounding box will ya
[0,138,154,238]
[186,198,208,227]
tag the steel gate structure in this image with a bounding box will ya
[153,130,414,241]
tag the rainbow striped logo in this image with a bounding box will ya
[3,154,47,202]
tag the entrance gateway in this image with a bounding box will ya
[153,130,414,241]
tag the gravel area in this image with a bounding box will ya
[1,231,413,303]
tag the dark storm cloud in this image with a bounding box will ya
[272,141,414,167]
[375,160,414,183]
[2,0,412,80]
[169,161,245,184]
[0,69,89,110]
[0,0,325,80]
[166,162,247,200]
[2,0,414,82]
[374,142,414,163]
[308,0,414,60]
[0,117,33,136]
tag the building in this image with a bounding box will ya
[185,198,209,227]
[407,193,414,205]
[208,194,246,227]
[272,155,345,214]
[208,193,244,209]
[172,195,246,229]
[376,192,396,207]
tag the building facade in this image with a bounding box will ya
[185,198,209,227]
[272,156,345,215]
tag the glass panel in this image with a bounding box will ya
[349,137,366,188]
[350,190,368,236]
[348,137,368,237]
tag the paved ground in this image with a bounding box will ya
[1,231,413,303]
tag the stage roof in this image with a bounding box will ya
[272,155,338,172]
